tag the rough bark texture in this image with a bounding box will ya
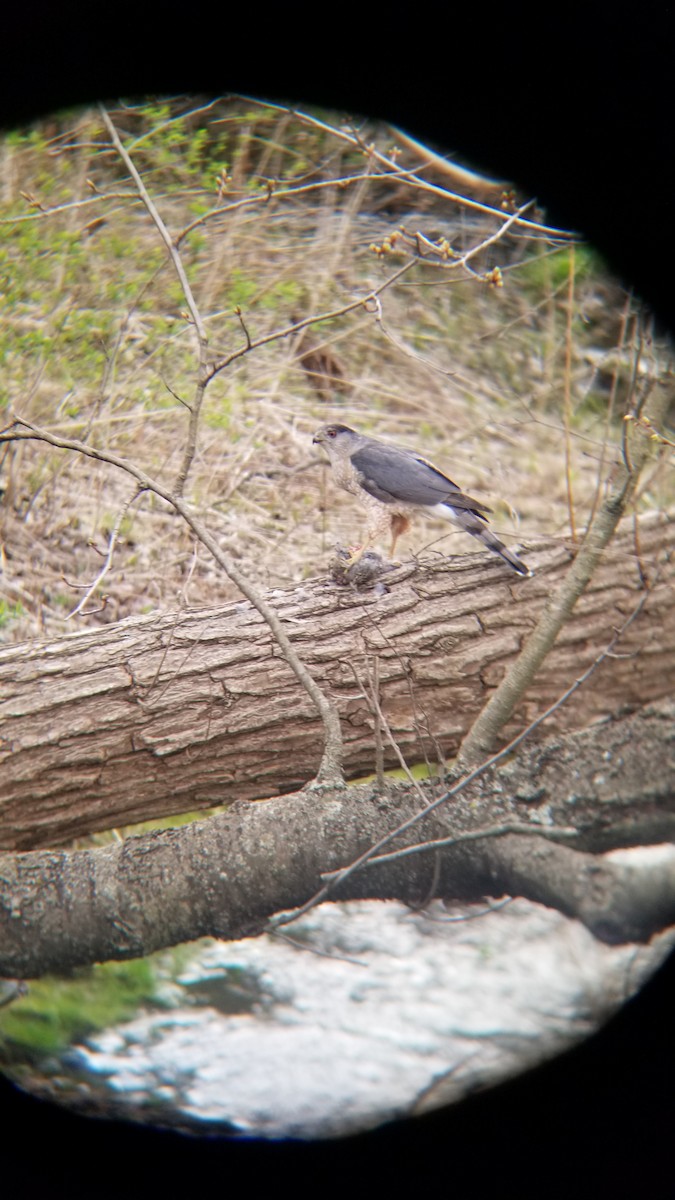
[0,513,673,849]
[1,701,674,978]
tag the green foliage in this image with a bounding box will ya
[573,389,615,423]
[352,759,443,786]
[204,404,231,430]
[50,592,76,609]
[517,244,603,294]
[100,511,136,540]
[225,267,258,308]
[220,272,303,312]
[0,600,24,628]
[188,196,213,217]
[5,127,47,151]
[0,958,157,1062]
[0,94,666,665]
[260,278,302,309]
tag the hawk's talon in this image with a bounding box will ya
[344,546,366,569]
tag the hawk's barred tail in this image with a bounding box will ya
[448,507,531,577]
[475,527,531,576]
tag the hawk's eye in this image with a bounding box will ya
[327,429,337,438]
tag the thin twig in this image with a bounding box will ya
[370,657,385,790]
[270,928,368,968]
[0,417,344,783]
[397,198,537,275]
[458,384,670,767]
[99,105,209,497]
[363,611,445,784]
[349,658,428,804]
[99,107,207,345]
[0,191,141,225]
[563,243,577,542]
[621,312,646,473]
[65,485,145,619]
[176,169,415,245]
[585,291,633,532]
[341,821,579,873]
[242,98,576,241]
[422,897,514,923]
[205,260,417,382]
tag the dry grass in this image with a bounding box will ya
[1,98,672,645]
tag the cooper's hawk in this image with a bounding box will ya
[312,423,530,576]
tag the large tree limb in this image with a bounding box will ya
[1,701,673,978]
[0,513,673,849]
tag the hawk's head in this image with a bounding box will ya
[312,423,357,447]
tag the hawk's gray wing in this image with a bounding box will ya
[350,443,491,517]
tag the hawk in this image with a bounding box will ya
[312,423,530,576]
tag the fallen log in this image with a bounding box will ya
[0,513,672,848]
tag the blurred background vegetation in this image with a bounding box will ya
[0,96,671,643]
[0,92,673,1094]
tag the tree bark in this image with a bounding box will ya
[0,513,673,849]
[1,701,674,978]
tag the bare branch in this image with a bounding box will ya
[348,658,429,804]
[98,105,211,498]
[65,486,145,619]
[0,190,141,225]
[330,821,579,872]
[0,417,344,784]
[391,197,537,275]
[175,169,409,245]
[205,260,417,381]
[562,244,578,542]
[458,384,672,767]
[243,98,576,241]
[98,106,207,346]
[585,290,633,531]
